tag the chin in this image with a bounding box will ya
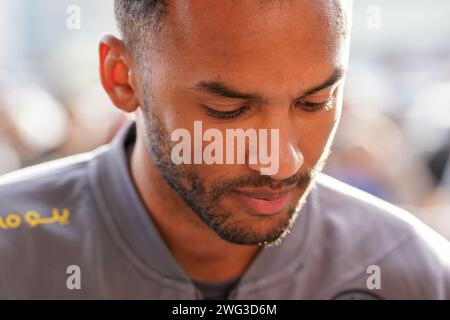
[211,206,294,246]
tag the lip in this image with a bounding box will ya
[234,188,293,216]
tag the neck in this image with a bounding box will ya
[129,129,260,282]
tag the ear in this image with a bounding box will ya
[99,35,139,113]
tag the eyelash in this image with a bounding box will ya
[298,96,335,112]
[204,106,249,120]
[204,96,334,120]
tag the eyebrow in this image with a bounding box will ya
[194,80,265,102]
[192,66,346,103]
[303,66,346,96]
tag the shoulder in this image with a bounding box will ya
[0,151,98,217]
[311,174,450,298]
[313,174,423,239]
[0,149,110,297]
[0,151,95,193]
[0,149,105,253]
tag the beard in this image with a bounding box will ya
[140,96,327,246]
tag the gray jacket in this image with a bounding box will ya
[0,122,449,299]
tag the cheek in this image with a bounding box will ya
[297,109,340,168]
[144,75,192,132]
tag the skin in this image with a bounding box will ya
[100,0,351,281]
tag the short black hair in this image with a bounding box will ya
[114,0,352,59]
[114,0,168,57]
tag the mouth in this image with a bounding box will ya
[233,187,294,216]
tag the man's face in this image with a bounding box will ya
[135,0,350,245]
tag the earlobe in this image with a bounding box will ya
[99,35,139,113]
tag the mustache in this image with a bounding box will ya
[210,171,312,196]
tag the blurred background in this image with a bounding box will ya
[0,0,449,239]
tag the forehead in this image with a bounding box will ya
[151,0,349,97]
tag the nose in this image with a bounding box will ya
[248,124,304,180]
[272,142,304,180]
